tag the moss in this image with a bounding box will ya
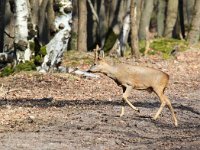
[150,38,188,58]
[32,46,47,66]
[34,55,43,65]
[29,42,35,52]
[40,46,47,56]
[139,38,188,59]
[103,29,118,52]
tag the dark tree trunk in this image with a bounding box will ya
[38,0,48,43]
[179,0,185,39]
[0,0,6,52]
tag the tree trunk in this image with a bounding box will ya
[178,0,185,39]
[38,0,48,43]
[136,0,143,29]
[77,0,87,52]
[98,0,109,48]
[39,0,72,72]
[130,0,140,59]
[112,0,126,35]
[119,13,130,56]
[29,0,39,26]
[185,0,195,26]
[138,0,154,40]
[164,0,179,38]
[14,0,31,62]
[47,0,55,40]
[108,0,130,57]
[0,0,6,52]
[87,0,99,49]
[70,0,78,50]
[157,0,166,37]
[187,0,200,45]
[4,0,15,53]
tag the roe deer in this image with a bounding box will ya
[88,46,178,127]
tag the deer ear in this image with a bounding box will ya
[94,44,99,62]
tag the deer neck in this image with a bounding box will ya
[102,64,118,79]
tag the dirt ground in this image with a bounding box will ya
[0,50,200,150]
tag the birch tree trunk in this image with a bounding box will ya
[14,0,31,62]
[187,0,200,45]
[109,0,131,56]
[119,12,130,56]
[39,0,72,72]
[164,0,179,38]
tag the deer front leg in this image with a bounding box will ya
[120,85,140,117]
[120,99,125,117]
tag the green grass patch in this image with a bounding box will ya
[0,61,36,77]
[139,38,188,59]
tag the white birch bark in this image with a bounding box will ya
[38,0,72,73]
[111,0,131,56]
[14,0,31,62]
[120,13,130,56]
[112,13,130,56]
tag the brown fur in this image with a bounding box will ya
[89,59,178,127]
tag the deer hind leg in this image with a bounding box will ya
[163,95,178,127]
[153,88,178,126]
[153,88,166,120]
[120,85,139,117]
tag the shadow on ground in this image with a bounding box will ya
[0,97,199,116]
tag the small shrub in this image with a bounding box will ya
[0,66,14,77]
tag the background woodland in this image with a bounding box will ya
[0,0,200,74]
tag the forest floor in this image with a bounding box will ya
[0,49,200,150]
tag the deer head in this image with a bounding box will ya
[88,45,109,73]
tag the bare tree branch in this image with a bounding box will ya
[87,0,99,23]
